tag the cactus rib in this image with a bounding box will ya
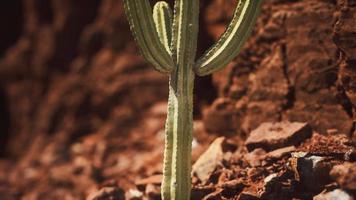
[194,0,263,76]
[172,0,200,67]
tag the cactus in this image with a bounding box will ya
[123,0,262,199]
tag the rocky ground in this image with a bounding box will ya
[121,122,356,200]
[125,121,355,200]
[0,0,355,199]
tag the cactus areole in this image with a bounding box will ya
[123,0,262,199]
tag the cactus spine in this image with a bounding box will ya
[123,0,262,199]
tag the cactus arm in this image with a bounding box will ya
[123,0,174,73]
[153,1,173,54]
[162,0,199,200]
[194,0,263,76]
[152,2,175,199]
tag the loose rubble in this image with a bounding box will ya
[128,121,355,199]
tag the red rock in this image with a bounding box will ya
[86,187,125,200]
[145,184,160,200]
[220,179,245,190]
[266,146,296,160]
[313,189,354,200]
[125,189,143,200]
[202,98,237,135]
[245,122,312,152]
[202,189,223,200]
[298,133,355,161]
[192,137,237,184]
[135,174,162,189]
[238,191,260,200]
[191,185,216,200]
[330,162,356,191]
[244,148,266,167]
[290,152,337,191]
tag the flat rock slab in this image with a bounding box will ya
[192,137,237,184]
[246,121,312,151]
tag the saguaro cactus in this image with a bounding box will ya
[123,0,262,199]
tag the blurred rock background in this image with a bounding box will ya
[0,0,354,199]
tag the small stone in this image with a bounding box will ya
[126,189,143,200]
[191,185,216,200]
[330,162,356,191]
[217,169,232,185]
[262,173,281,197]
[135,175,162,191]
[238,191,260,200]
[260,171,296,199]
[220,179,246,199]
[264,173,278,184]
[244,148,267,167]
[266,146,296,160]
[313,189,354,200]
[87,187,125,200]
[145,184,160,200]
[246,121,312,152]
[202,189,223,200]
[290,153,335,191]
[326,129,338,135]
[221,179,245,190]
[192,137,237,184]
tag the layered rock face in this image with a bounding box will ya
[203,0,355,138]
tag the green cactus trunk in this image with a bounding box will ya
[123,0,262,199]
[162,68,195,200]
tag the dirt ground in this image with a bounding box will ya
[0,0,355,199]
